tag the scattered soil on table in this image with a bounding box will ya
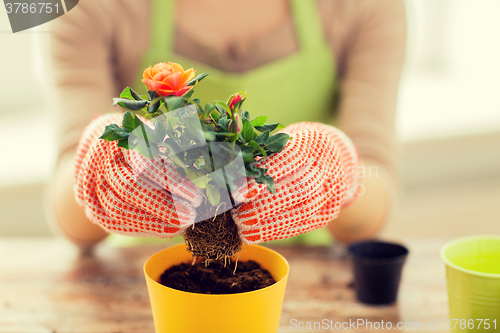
[184,202,242,264]
[160,260,276,294]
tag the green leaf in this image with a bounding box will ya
[147,101,161,114]
[218,118,231,130]
[120,87,144,101]
[183,89,195,99]
[241,152,254,162]
[191,98,204,114]
[100,124,130,141]
[164,96,186,111]
[206,183,221,206]
[134,139,160,159]
[266,133,291,152]
[241,119,257,142]
[165,117,176,140]
[121,111,144,132]
[148,90,158,101]
[255,131,269,145]
[254,123,284,133]
[200,145,213,171]
[184,115,204,144]
[185,169,211,189]
[248,140,267,158]
[250,116,268,127]
[241,110,250,120]
[240,145,256,157]
[154,121,167,141]
[215,131,237,140]
[204,103,216,116]
[194,157,207,170]
[247,140,260,149]
[254,174,276,194]
[201,122,215,141]
[113,98,148,111]
[161,137,180,153]
[179,132,192,150]
[210,110,220,122]
[160,139,185,167]
[128,128,160,158]
[183,147,203,165]
[117,138,129,149]
[210,172,227,188]
[121,111,162,158]
[174,166,187,177]
[214,102,231,117]
[204,130,216,141]
[187,73,210,86]
[147,91,161,114]
[246,165,267,178]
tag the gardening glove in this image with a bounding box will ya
[231,122,360,245]
[74,113,203,238]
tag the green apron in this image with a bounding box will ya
[108,0,338,247]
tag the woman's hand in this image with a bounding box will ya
[72,114,204,239]
[66,117,362,246]
[232,122,360,244]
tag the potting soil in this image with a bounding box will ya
[160,260,276,294]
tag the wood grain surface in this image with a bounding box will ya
[0,238,451,333]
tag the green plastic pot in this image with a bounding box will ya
[441,235,500,332]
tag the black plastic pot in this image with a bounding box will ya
[348,241,409,305]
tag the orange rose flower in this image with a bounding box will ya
[142,62,196,97]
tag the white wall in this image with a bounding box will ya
[398,0,500,142]
[0,10,55,187]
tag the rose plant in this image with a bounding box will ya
[75,61,359,259]
[74,61,360,333]
[102,62,289,208]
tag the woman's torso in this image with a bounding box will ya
[108,0,342,245]
[133,0,337,126]
[109,0,358,117]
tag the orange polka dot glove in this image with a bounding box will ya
[74,113,204,238]
[232,122,360,244]
[75,116,359,243]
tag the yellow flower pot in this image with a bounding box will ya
[144,243,290,333]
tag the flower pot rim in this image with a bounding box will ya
[440,235,500,279]
[144,243,290,297]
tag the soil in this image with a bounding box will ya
[184,202,242,263]
[160,260,276,294]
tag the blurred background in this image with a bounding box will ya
[0,0,499,238]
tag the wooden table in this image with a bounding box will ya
[0,238,450,332]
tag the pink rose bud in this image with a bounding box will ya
[235,113,242,133]
[229,94,242,110]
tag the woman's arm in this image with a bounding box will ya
[47,1,119,247]
[327,0,407,243]
[327,161,395,243]
[47,154,109,248]
[47,1,151,248]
